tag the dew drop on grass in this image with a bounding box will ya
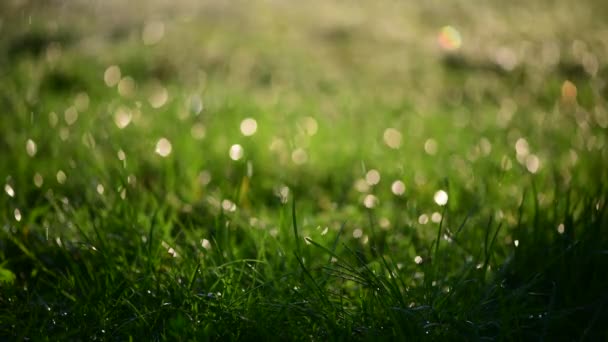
[434,190,448,206]
[363,194,378,208]
[64,106,78,125]
[354,178,370,192]
[14,208,21,222]
[4,184,15,197]
[221,199,236,212]
[114,107,132,129]
[104,65,121,87]
[189,95,203,115]
[155,138,172,157]
[148,84,168,108]
[142,20,165,46]
[117,77,135,97]
[525,154,540,173]
[391,180,405,196]
[240,118,258,136]
[424,138,438,155]
[33,173,43,187]
[291,148,308,165]
[302,116,318,136]
[431,212,442,223]
[26,139,37,157]
[229,144,244,161]
[56,170,67,184]
[365,169,380,186]
[74,92,90,111]
[383,128,402,149]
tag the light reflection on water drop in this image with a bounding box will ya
[291,148,308,165]
[56,170,67,184]
[104,65,121,87]
[383,128,402,149]
[34,173,43,187]
[363,194,378,208]
[240,118,258,136]
[64,107,78,125]
[365,169,380,186]
[229,144,244,161]
[26,139,37,157]
[14,208,22,222]
[434,190,448,206]
[155,138,172,157]
[391,180,405,196]
[4,184,15,197]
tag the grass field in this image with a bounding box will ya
[1,0,608,340]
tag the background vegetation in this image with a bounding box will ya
[1,0,607,340]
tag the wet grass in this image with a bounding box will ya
[1,1,608,340]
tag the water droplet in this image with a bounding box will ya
[424,139,438,155]
[240,118,258,136]
[431,212,442,223]
[155,138,172,157]
[26,139,37,157]
[14,208,22,222]
[363,194,378,208]
[221,199,236,212]
[33,173,43,187]
[302,117,318,136]
[64,107,78,125]
[391,180,406,196]
[56,170,67,184]
[290,148,307,165]
[229,144,244,161]
[383,128,402,149]
[118,77,135,97]
[142,20,165,46]
[365,169,381,186]
[434,190,448,206]
[525,154,540,173]
[104,65,121,87]
[4,184,15,197]
[114,107,132,129]
[148,84,168,108]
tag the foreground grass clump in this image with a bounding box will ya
[1,0,608,340]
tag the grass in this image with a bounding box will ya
[1,0,608,340]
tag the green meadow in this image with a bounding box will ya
[1,1,607,340]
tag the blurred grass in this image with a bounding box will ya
[1,0,607,340]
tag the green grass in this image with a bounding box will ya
[1,1,608,340]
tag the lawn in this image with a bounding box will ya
[1,1,607,340]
